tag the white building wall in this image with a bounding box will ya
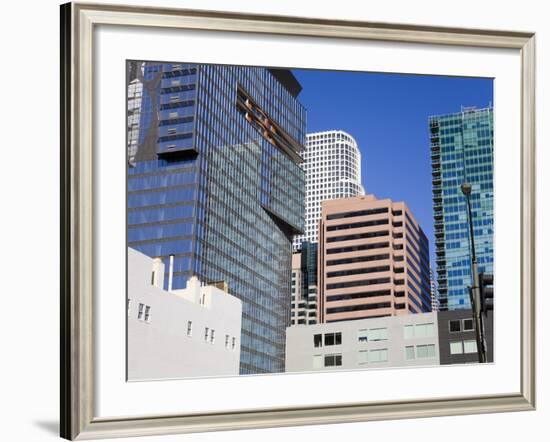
[286,312,440,372]
[128,248,242,380]
[293,130,365,250]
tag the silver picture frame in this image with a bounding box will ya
[60,2,536,439]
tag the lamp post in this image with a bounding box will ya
[460,182,486,363]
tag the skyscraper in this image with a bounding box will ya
[290,241,318,326]
[429,106,494,311]
[292,130,365,250]
[430,268,439,312]
[317,195,431,323]
[126,62,306,374]
[127,77,143,167]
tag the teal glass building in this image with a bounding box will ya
[429,107,494,311]
[127,61,306,374]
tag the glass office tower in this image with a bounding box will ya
[290,241,318,325]
[126,61,306,374]
[429,107,493,311]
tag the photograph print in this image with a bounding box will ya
[126,60,494,380]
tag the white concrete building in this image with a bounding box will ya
[285,312,440,372]
[128,248,242,380]
[293,130,365,250]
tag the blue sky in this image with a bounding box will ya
[292,69,493,268]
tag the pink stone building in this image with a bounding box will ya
[318,195,431,323]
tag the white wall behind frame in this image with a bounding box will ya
[0,1,546,442]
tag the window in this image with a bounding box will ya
[186,321,192,337]
[358,351,368,364]
[210,329,215,344]
[324,354,342,367]
[405,346,415,360]
[415,323,435,338]
[369,348,388,363]
[314,334,323,348]
[449,320,461,332]
[313,354,323,369]
[324,332,342,346]
[204,327,209,342]
[137,303,144,320]
[358,329,368,343]
[225,334,230,349]
[463,319,475,331]
[463,340,478,354]
[416,344,436,359]
[369,328,388,341]
[144,306,151,322]
[404,325,414,339]
[231,337,236,350]
[450,341,463,354]
[151,271,156,285]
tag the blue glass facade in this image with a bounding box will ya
[127,62,306,374]
[429,107,494,311]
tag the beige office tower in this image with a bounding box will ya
[318,195,431,323]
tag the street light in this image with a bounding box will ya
[461,182,486,363]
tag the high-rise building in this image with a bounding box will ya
[430,268,439,312]
[127,77,143,167]
[290,242,318,326]
[429,107,494,311]
[292,130,365,250]
[126,62,306,374]
[317,195,431,323]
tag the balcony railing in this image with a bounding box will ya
[160,75,197,90]
[159,90,197,105]
[158,122,194,138]
[159,106,195,121]
[157,136,197,157]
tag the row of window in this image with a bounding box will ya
[187,321,238,351]
[312,348,390,368]
[312,323,435,347]
[311,343,439,369]
[449,318,474,332]
[405,344,437,360]
[404,322,435,339]
[314,332,341,347]
[130,300,238,351]
[137,302,151,322]
[450,339,477,355]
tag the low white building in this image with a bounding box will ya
[128,248,242,380]
[285,312,440,372]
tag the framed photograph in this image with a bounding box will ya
[60,2,536,440]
